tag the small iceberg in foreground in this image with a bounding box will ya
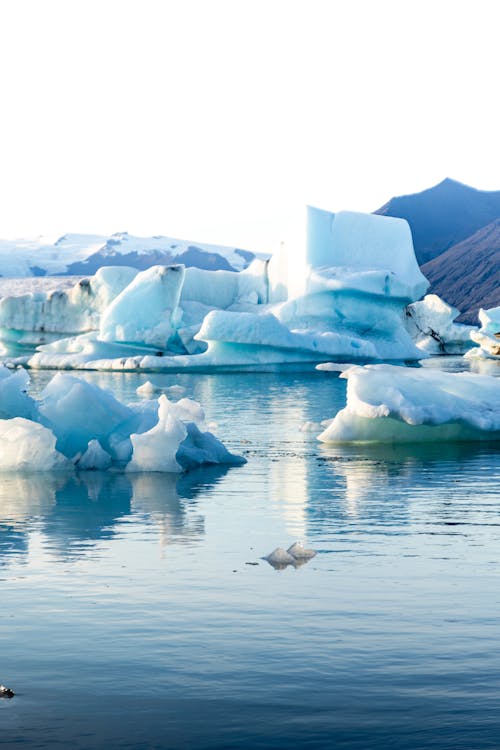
[318,364,500,444]
[0,366,245,473]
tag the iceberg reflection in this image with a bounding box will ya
[0,467,230,565]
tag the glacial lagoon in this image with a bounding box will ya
[1,358,500,749]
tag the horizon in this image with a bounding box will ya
[0,175,495,251]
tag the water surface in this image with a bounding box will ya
[1,359,500,749]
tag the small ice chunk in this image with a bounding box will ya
[136,380,161,397]
[287,541,317,560]
[76,439,112,470]
[264,547,296,565]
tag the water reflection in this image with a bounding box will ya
[309,442,500,534]
[0,468,230,565]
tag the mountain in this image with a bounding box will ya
[375,178,500,265]
[421,219,500,324]
[0,231,257,278]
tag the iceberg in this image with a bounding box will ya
[405,294,476,354]
[0,266,138,355]
[0,418,70,472]
[465,306,500,360]
[318,364,500,443]
[1,208,430,371]
[0,365,244,473]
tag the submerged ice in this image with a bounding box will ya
[318,364,500,444]
[0,208,432,370]
[0,366,245,473]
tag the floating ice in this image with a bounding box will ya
[466,306,500,360]
[0,418,70,471]
[264,548,296,565]
[287,542,317,560]
[0,266,138,355]
[0,207,433,371]
[136,380,162,397]
[0,365,244,473]
[318,364,500,444]
[405,294,476,354]
[99,265,184,350]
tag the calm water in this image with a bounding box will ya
[1,359,500,749]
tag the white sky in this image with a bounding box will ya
[0,0,499,252]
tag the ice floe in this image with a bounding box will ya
[318,364,500,443]
[0,365,244,473]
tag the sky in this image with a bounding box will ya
[0,0,499,252]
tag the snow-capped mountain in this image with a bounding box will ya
[0,231,257,277]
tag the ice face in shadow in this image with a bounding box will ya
[318,364,500,444]
[0,366,245,473]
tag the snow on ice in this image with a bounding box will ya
[318,364,500,444]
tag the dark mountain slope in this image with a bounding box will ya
[421,218,500,323]
[375,178,500,264]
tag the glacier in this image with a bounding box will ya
[465,306,500,360]
[0,365,244,473]
[318,364,500,444]
[0,208,431,371]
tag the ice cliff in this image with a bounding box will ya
[0,208,430,370]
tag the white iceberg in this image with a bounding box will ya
[0,266,138,355]
[466,306,500,360]
[0,365,244,473]
[0,418,70,471]
[7,207,432,372]
[405,294,476,354]
[318,364,500,443]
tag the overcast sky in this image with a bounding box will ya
[0,0,498,251]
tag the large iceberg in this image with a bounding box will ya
[465,306,500,360]
[318,364,500,443]
[1,208,430,371]
[0,366,245,473]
